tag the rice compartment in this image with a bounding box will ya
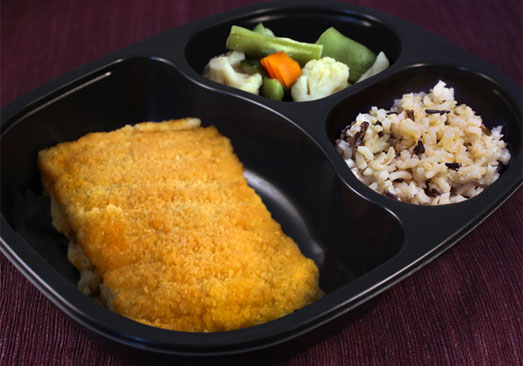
[335,81,511,205]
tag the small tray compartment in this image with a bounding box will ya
[325,64,521,203]
[185,6,401,99]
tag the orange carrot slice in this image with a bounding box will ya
[260,51,302,89]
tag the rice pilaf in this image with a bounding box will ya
[335,81,511,205]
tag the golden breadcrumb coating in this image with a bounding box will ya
[38,118,323,332]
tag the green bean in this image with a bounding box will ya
[315,27,376,82]
[226,25,322,66]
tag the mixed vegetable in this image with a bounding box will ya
[203,23,390,102]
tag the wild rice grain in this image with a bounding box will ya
[354,121,369,146]
[480,125,492,136]
[424,187,439,197]
[413,140,425,155]
[425,109,451,114]
[445,163,461,170]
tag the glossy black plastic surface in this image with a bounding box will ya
[1,0,521,357]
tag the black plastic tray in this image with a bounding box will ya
[1,0,521,358]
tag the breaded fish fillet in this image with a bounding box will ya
[38,118,323,332]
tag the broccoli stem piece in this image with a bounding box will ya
[315,27,376,82]
[240,59,261,75]
[226,25,322,66]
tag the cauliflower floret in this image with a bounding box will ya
[203,51,263,94]
[291,57,349,102]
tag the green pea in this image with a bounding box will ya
[261,77,284,101]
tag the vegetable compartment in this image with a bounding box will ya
[185,7,401,100]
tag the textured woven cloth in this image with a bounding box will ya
[1,0,521,365]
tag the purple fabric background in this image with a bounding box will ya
[1,0,521,365]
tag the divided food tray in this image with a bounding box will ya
[1,0,521,358]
